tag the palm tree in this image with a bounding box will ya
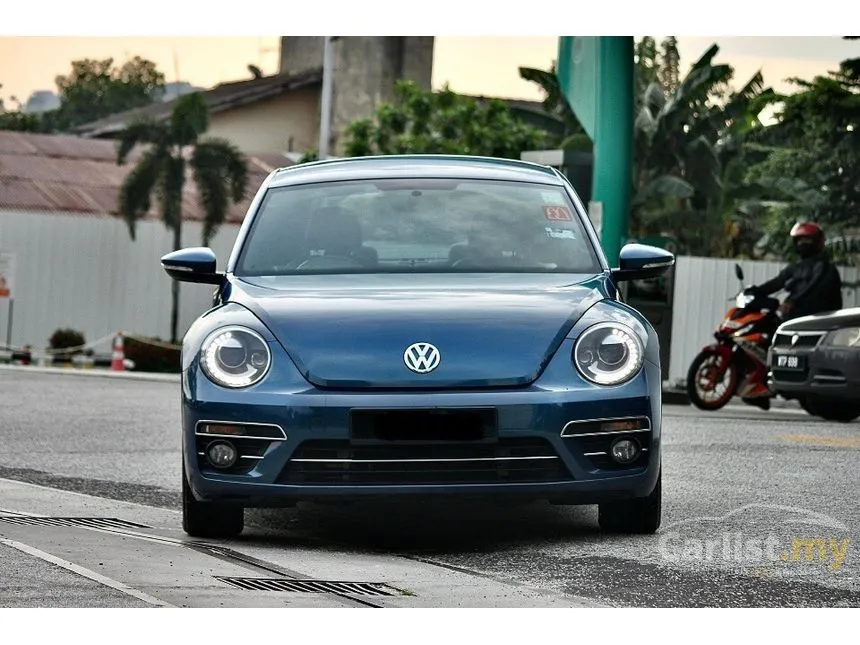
[518,64,592,151]
[116,92,248,343]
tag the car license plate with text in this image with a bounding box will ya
[775,354,803,369]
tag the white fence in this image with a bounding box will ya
[668,256,860,385]
[0,209,241,354]
[2,213,857,381]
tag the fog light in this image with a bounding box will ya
[207,441,238,468]
[610,438,640,464]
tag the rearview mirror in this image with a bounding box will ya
[735,263,744,282]
[610,243,675,282]
[161,247,224,285]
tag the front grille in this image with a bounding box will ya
[771,368,809,383]
[278,437,571,485]
[772,332,825,348]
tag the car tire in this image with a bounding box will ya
[798,396,820,417]
[805,397,860,423]
[686,351,739,410]
[598,470,661,535]
[182,464,244,539]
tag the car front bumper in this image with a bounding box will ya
[181,357,662,508]
[769,340,860,401]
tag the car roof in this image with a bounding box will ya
[266,154,565,188]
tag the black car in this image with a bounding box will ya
[768,307,860,422]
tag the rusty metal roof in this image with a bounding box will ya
[0,131,293,224]
[72,69,323,138]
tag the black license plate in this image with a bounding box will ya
[773,353,805,370]
[350,408,498,443]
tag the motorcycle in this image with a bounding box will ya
[686,264,783,411]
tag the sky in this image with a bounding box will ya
[0,36,858,109]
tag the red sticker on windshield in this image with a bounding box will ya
[544,205,572,221]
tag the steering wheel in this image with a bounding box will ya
[294,255,364,270]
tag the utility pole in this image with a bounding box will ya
[318,36,338,159]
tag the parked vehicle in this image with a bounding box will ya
[686,264,782,411]
[768,307,860,422]
[160,154,674,538]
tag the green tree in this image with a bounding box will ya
[57,57,165,129]
[635,37,660,108]
[519,41,775,256]
[657,37,681,97]
[116,92,249,343]
[1,57,165,133]
[343,81,549,159]
[745,72,860,258]
[517,63,590,151]
[633,44,776,254]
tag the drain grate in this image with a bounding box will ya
[215,576,401,596]
[0,516,150,529]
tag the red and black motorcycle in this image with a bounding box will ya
[686,264,783,411]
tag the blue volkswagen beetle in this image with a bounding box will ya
[161,155,674,539]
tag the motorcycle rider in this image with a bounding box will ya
[741,221,843,409]
[745,222,843,320]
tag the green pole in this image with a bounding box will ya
[592,37,633,266]
[556,36,634,266]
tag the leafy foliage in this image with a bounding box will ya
[518,39,776,256]
[344,81,549,159]
[48,328,86,352]
[116,92,248,342]
[1,56,165,133]
[744,61,860,260]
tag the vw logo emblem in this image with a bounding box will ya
[791,334,800,346]
[403,342,441,374]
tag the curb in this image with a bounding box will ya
[0,364,179,383]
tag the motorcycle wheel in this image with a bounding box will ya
[686,350,740,411]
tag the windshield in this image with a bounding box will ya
[233,177,601,276]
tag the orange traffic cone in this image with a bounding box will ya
[111,332,125,372]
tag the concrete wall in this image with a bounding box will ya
[0,209,240,353]
[279,36,435,154]
[207,88,320,155]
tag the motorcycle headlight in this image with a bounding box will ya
[824,326,860,347]
[573,322,644,386]
[200,326,271,388]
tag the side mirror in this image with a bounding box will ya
[161,247,224,285]
[735,263,744,282]
[610,243,675,282]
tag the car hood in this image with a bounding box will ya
[779,306,860,332]
[228,273,608,389]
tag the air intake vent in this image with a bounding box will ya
[0,516,150,529]
[215,576,401,596]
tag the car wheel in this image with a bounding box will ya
[182,463,244,538]
[598,470,661,535]
[686,351,739,410]
[806,397,860,423]
[798,396,820,417]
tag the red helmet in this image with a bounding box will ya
[790,221,825,251]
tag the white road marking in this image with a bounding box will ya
[0,537,175,608]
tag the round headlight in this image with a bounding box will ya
[573,322,644,386]
[200,326,271,388]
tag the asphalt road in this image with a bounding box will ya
[1,369,858,607]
